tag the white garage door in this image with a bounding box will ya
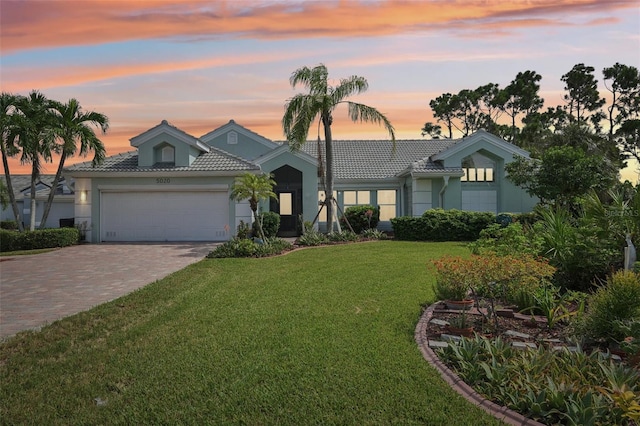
[461,190,497,213]
[101,191,229,242]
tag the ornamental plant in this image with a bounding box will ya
[431,255,482,301]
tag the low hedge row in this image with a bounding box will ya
[0,228,79,252]
[391,209,519,241]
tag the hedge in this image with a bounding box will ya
[390,209,495,241]
[0,228,79,252]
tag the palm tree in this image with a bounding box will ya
[0,92,24,231]
[40,99,108,229]
[282,64,395,233]
[11,91,58,230]
[230,172,277,242]
[0,179,9,211]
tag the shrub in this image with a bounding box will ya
[431,253,556,315]
[431,255,478,301]
[438,335,637,425]
[0,229,18,252]
[252,212,280,238]
[578,270,640,344]
[340,205,379,234]
[0,228,79,252]
[469,223,542,257]
[207,237,293,258]
[0,220,18,230]
[361,228,388,240]
[536,207,621,291]
[327,231,359,242]
[296,230,328,246]
[236,220,251,239]
[391,209,494,241]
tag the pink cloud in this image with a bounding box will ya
[2,0,635,52]
[2,51,307,93]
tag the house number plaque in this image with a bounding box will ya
[156,178,171,184]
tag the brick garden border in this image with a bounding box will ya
[415,303,545,426]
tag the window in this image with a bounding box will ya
[227,131,238,145]
[377,190,396,221]
[460,153,495,182]
[279,193,293,215]
[342,190,370,209]
[161,145,175,163]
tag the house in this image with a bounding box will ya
[1,175,75,228]
[62,119,537,242]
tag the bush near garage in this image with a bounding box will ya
[206,237,293,258]
[252,211,281,239]
[390,209,495,241]
[0,228,79,252]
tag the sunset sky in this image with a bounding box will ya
[1,0,639,181]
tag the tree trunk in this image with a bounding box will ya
[0,142,24,231]
[322,113,334,234]
[40,154,66,229]
[29,164,37,231]
[252,207,266,242]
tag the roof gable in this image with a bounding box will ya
[130,120,210,153]
[200,120,278,161]
[432,129,529,162]
[255,143,318,167]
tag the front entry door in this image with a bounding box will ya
[270,165,303,237]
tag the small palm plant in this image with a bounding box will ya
[230,173,278,242]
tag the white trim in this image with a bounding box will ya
[432,130,529,161]
[254,144,318,167]
[98,184,228,192]
[67,170,246,178]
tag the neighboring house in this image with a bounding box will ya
[0,175,75,228]
[63,119,537,243]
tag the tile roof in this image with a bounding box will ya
[65,148,259,173]
[297,138,461,179]
[1,175,73,199]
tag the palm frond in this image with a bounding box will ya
[283,94,322,148]
[346,102,396,142]
[332,75,368,103]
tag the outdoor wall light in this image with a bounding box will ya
[80,190,87,202]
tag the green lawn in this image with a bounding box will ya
[0,241,502,425]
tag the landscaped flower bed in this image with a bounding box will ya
[420,263,640,425]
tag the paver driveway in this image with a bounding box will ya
[0,243,215,339]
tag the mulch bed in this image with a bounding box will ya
[425,301,572,346]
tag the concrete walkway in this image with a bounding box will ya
[0,243,215,339]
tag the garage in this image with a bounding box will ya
[101,191,229,242]
[461,189,497,213]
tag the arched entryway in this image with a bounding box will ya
[270,165,303,237]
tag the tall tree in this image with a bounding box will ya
[40,99,108,229]
[0,92,24,231]
[425,92,458,138]
[500,70,544,143]
[616,119,640,164]
[11,91,57,230]
[561,63,606,129]
[603,63,640,140]
[230,172,277,242]
[282,64,395,233]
